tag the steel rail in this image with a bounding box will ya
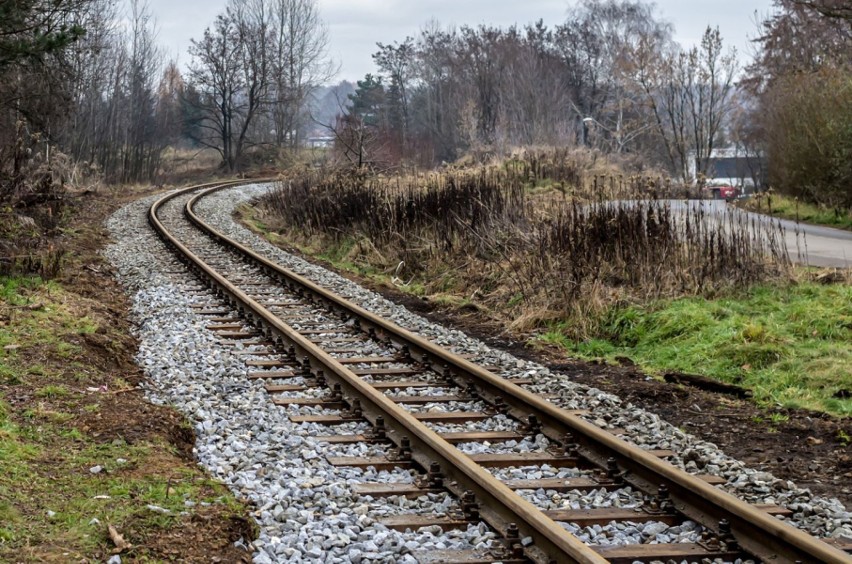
[179,181,852,564]
[150,182,609,564]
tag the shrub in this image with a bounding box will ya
[764,67,852,213]
[260,152,792,336]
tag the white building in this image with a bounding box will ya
[688,147,765,190]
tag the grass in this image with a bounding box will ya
[0,275,50,305]
[34,384,71,399]
[0,412,240,553]
[258,161,791,336]
[0,275,249,559]
[737,193,852,231]
[0,277,97,388]
[541,281,852,416]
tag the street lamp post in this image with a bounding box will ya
[583,116,614,150]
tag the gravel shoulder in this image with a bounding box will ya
[104,183,851,563]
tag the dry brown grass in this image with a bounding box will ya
[259,150,792,337]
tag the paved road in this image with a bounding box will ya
[631,200,852,268]
[700,200,850,268]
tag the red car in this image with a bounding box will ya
[703,185,739,200]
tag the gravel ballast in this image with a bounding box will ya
[104,184,852,563]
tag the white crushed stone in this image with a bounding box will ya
[102,184,852,563]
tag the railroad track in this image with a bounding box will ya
[148,180,852,564]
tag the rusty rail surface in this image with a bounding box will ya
[150,180,607,564]
[149,180,851,564]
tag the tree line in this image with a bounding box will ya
[0,0,331,203]
[1,0,848,211]
[337,0,850,210]
[337,0,739,182]
[1,0,177,191]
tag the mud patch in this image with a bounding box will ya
[76,392,197,459]
[122,508,255,563]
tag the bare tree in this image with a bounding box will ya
[187,13,244,170]
[790,0,852,20]
[745,0,850,93]
[554,0,671,148]
[411,22,464,163]
[373,37,415,151]
[627,26,738,181]
[687,28,738,180]
[498,22,573,146]
[269,0,335,149]
[186,0,333,166]
[231,0,273,158]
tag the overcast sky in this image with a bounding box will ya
[149,0,776,81]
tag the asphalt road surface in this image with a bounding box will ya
[639,200,852,268]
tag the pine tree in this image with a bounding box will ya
[0,1,87,70]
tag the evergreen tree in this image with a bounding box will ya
[347,74,386,127]
[0,1,87,70]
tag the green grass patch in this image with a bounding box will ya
[542,282,852,416]
[0,275,48,305]
[0,365,23,385]
[0,274,248,558]
[34,384,70,399]
[0,420,239,553]
[737,193,852,231]
[0,276,102,384]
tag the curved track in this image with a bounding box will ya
[148,180,852,564]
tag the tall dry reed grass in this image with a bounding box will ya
[259,153,791,335]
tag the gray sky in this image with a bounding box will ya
[149,0,776,81]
